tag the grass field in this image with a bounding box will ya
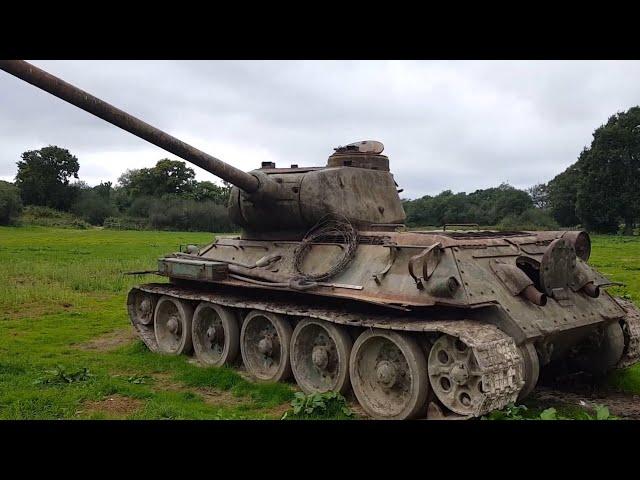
[0,226,639,419]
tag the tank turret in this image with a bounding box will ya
[229,140,405,236]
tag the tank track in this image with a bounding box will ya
[463,335,524,417]
[129,283,524,417]
[614,298,640,369]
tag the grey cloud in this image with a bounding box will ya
[1,60,639,198]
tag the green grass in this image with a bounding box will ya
[0,226,638,419]
[589,235,640,304]
[589,235,640,400]
[0,226,294,419]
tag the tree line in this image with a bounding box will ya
[0,147,234,231]
[1,106,638,233]
[403,106,640,234]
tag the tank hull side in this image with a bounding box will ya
[166,229,628,344]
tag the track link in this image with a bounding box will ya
[615,298,640,369]
[468,336,524,416]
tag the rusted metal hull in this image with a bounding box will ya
[159,229,627,344]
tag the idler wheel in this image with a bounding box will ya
[240,310,292,382]
[127,290,159,351]
[349,329,429,420]
[290,318,352,394]
[192,302,239,367]
[134,293,156,326]
[153,296,193,355]
[427,335,486,416]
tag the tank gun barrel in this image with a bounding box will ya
[0,60,260,193]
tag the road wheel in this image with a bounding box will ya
[518,342,540,400]
[192,302,239,367]
[350,329,429,420]
[154,296,193,355]
[241,310,292,382]
[290,318,352,394]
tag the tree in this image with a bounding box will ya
[403,183,534,227]
[118,159,196,198]
[93,181,113,200]
[189,180,231,205]
[547,163,582,227]
[469,183,533,224]
[575,107,640,234]
[0,181,23,225]
[15,146,80,211]
[527,183,550,210]
[71,185,116,226]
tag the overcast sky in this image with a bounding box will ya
[1,60,639,199]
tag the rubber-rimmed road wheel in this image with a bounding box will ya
[240,310,292,382]
[350,329,429,420]
[517,342,540,401]
[192,302,239,367]
[154,296,193,355]
[290,318,352,394]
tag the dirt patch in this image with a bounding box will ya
[149,372,290,418]
[150,372,245,407]
[81,394,144,418]
[149,371,178,390]
[78,328,136,351]
[532,386,640,419]
[1,303,63,321]
[196,387,246,407]
[261,401,291,419]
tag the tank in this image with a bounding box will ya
[3,60,639,420]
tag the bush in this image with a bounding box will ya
[498,208,559,231]
[148,198,234,232]
[71,189,116,226]
[103,216,150,230]
[20,205,90,229]
[281,391,354,420]
[126,195,156,218]
[0,181,23,225]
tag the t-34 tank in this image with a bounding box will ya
[3,60,639,419]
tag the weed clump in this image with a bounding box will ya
[36,365,93,385]
[483,402,615,420]
[281,391,354,420]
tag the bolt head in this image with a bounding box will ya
[206,326,218,340]
[450,363,469,385]
[140,298,151,314]
[258,337,273,356]
[376,360,397,387]
[167,317,179,334]
[312,346,329,369]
